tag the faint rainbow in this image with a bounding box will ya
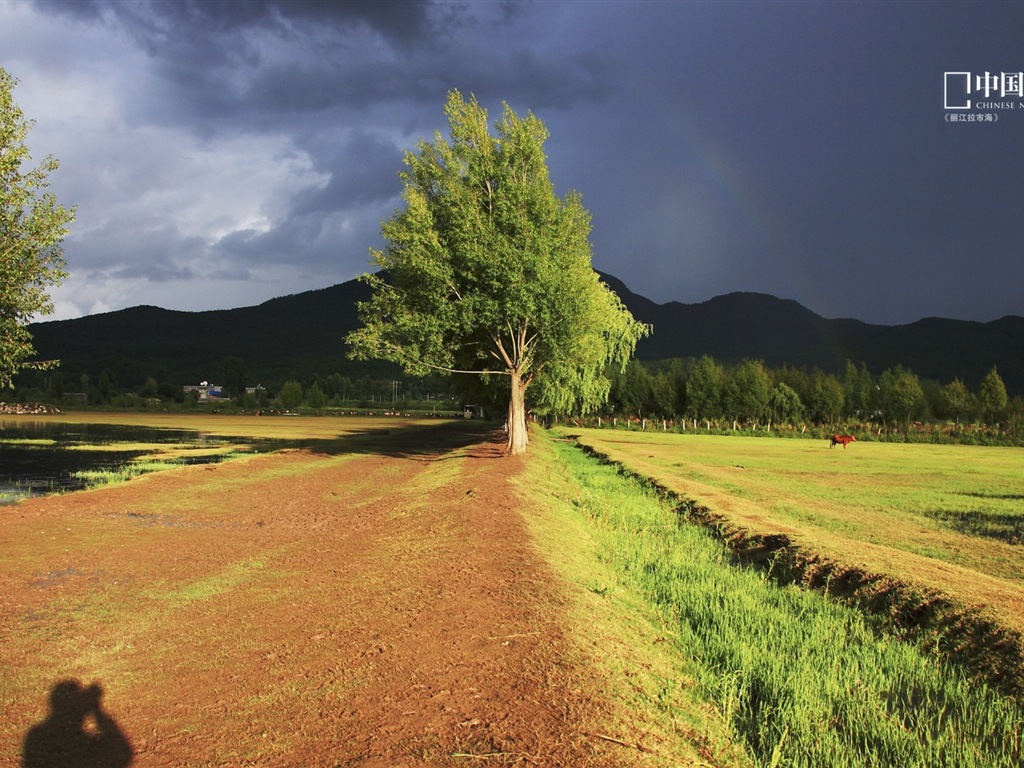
[673,119,855,370]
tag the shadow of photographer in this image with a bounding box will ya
[22,680,133,768]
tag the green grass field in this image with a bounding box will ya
[528,429,1024,767]
[559,428,1024,637]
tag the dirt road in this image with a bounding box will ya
[1,423,632,767]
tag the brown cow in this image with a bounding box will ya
[830,434,856,449]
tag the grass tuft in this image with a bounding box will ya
[72,459,188,488]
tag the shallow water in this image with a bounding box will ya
[0,420,249,504]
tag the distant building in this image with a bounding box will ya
[183,381,227,401]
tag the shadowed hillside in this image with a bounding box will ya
[26,279,395,388]
[597,273,1023,395]
[25,273,1024,395]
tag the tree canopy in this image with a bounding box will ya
[0,67,74,388]
[879,365,924,426]
[978,366,1008,421]
[347,91,649,453]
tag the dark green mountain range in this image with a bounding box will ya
[26,273,1024,395]
[597,274,1024,395]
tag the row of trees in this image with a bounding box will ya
[12,353,1016,431]
[9,365,458,412]
[607,357,1015,428]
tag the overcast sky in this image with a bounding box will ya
[3,0,1023,325]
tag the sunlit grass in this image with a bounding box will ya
[562,429,1024,636]
[72,459,189,488]
[63,442,186,452]
[146,559,267,603]
[0,486,33,504]
[535,432,1024,768]
[517,434,748,766]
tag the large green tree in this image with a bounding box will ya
[277,380,303,410]
[879,365,924,427]
[0,67,75,388]
[613,361,653,419]
[842,361,875,418]
[724,359,771,426]
[685,355,724,423]
[978,366,1008,424]
[940,378,972,425]
[347,91,648,454]
[767,382,804,425]
[807,368,845,424]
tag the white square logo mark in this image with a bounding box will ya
[944,72,971,109]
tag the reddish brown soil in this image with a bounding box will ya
[1,424,645,767]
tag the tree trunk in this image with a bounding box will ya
[506,370,528,455]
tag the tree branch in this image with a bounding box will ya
[385,341,510,376]
[493,334,515,369]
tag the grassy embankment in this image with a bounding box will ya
[521,428,1023,767]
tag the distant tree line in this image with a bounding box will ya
[602,357,1019,437]
[5,362,459,414]
[5,352,1022,443]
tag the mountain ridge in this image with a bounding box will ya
[25,272,1024,396]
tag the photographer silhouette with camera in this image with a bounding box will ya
[22,679,133,768]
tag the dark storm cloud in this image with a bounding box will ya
[8,0,1024,323]
[24,0,615,284]
[34,0,438,129]
[107,259,198,282]
[38,2,559,95]
[290,130,404,214]
[541,1,1024,324]
[35,0,434,41]
[73,223,207,282]
[34,0,609,138]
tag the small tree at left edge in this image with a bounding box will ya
[0,67,75,388]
